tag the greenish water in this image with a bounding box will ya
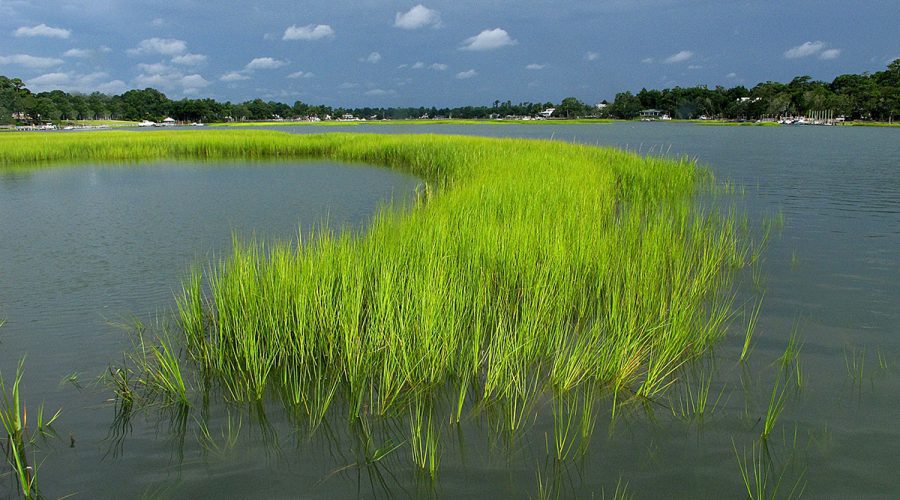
[1,124,898,497]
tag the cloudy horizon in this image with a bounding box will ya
[1,1,896,106]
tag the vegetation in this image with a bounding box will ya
[0,358,61,500]
[0,130,754,476]
[3,60,897,124]
[607,60,900,120]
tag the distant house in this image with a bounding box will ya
[640,109,663,119]
[161,117,176,126]
[538,107,556,118]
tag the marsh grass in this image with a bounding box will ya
[733,436,807,499]
[0,358,61,500]
[741,296,764,363]
[0,130,753,474]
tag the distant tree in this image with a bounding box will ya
[608,91,642,119]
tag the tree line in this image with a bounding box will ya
[607,60,899,121]
[2,60,898,124]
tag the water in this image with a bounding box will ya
[1,123,898,497]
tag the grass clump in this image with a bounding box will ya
[0,358,61,500]
[0,130,751,473]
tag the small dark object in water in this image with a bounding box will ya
[70,434,76,448]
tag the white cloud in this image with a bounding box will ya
[339,82,359,89]
[394,5,441,29]
[283,24,334,41]
[664,50,694,63]
[128,38,187,56]
[171,53,207,65]
[641,57,655,64]
[135,68,209,92]
[0,54,64,68]
[220,71,250,82]
[819,48,841,60]
[361,52,381,64]
[96,80,128,94]
[151,18,166,27]
[585,52,600,61]
[460,28,516,51]
[27,71,127,94]
[63,48,92,58]
[245,57,287,70]
[430,63,448,71]
[526,63,546,70]
[365,88,395,96]
[14,24,70,39]
[180,74,209,89]
[411,61,426,69]
[287,70,313,79]
[456,69,477,79]
[726,72,737,79]
[137,62,173,74]
[784,41,826,59]
[134,73,169,88]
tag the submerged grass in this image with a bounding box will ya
[0,130,752,473]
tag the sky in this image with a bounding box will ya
[1,0,897,107]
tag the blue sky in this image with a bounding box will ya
[1,1,897,106]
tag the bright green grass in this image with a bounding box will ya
[841,121,900,127]
[0,129,749,472]
[67,119,139,127]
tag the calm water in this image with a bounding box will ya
[1,123,898,498]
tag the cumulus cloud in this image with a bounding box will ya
[526,63,546,70]
[180,74,210,89]
[411,61,426,69]
[784,41,826,59]
[63,48,91,58]
[664,50,694,63]
[287,70,313,79]
[460,28,516,51]
[430,63,448,71]
[137,62,174,74]
[14,24,70,39]
[585,52,600,61]
[726,72,737,79]
[283,24,334,41]
[819,48,841,60]
[641,57,655,64]
[28,72,128,94]
[365,88,395,96]
[136,68,209,92]
[171,53,207,65]
[0,54,64,68]
[128,38,187,56]
[394,5,441,29]
[456,69,477,79]
[245,57,287,70]
[361,52,381,64]
[220,71,250,82]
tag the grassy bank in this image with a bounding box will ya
[0,130,749,474]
